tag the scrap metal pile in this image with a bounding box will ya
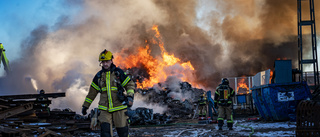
[296,89,320,136]
[128,82,206,126]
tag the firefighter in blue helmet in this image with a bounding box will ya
[81,49,135,137]
[214,78,235,130]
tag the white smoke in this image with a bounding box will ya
[50,78,98,115]
[131,92,167,114]
[30,78,38,92]
[24,76,38,92]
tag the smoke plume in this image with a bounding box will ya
[1,0,319,112]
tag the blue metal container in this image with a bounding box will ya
[251,81,311,121]
[236,95,247,104]
[274,60,292,83]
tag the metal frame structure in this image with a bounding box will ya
[297,0,319,89]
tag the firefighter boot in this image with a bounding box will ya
[218,120,223,130]
[101,122,111,137]
[227,123,233,130]
[116,126,129,137]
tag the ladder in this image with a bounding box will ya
[297,0,319,89]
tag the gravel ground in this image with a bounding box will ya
[78,117,296,137]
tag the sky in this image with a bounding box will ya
[0,0,81,76]
[1,0,320,114]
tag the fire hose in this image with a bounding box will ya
[234,121,254,137]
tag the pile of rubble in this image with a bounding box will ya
[0,82,208,136]
[0,92,91,137]
[128,82,207,125]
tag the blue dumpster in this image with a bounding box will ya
[236,95,247,104]
[251,81,311,121]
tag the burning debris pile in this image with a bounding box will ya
[128,82,207,126]
[115,25,199,90]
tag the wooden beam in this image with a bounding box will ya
[0,103,33,119]
[0,93,65,100]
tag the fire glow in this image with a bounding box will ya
[269,70,273,84]
[115,25,196,89]
[237,78,249,95]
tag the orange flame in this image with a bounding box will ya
[269,69,273,84]
[237,78,249,95]
[114,25,196,89]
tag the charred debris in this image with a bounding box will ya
[0,82,211,136]
[128,82,206,126]
[0,91,91,136]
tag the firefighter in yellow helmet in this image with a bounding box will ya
[214,78,235,130]
[198,92,208,119]
[81,49,135,137]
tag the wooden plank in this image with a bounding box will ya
[0,103,33,119]
[0,126,20,135]
[2,100,52,106]
[38,129,61,137]
[0,105,9,109]
[0,93,65,100]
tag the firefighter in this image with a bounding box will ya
[198,92,207,119]
[36,89,50,116]
[81,49,135,137]
[214,78,235,130]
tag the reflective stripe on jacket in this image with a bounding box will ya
[83,64,135,112]
[198,97,207,105]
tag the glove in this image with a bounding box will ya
[117,91,126,102]
[127,97,133,108]
[82,106,88,115]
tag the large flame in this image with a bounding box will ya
[237,78,249,95]
[114,25,196,89]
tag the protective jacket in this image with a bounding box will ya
[214,84,234,106]
[82,64,135,112]
[198,96,207,106]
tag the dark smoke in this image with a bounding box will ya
[0,25,49,94]
[0,0,319,112]
[145,0,316,89]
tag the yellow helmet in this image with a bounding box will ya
[99,49,113,61]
